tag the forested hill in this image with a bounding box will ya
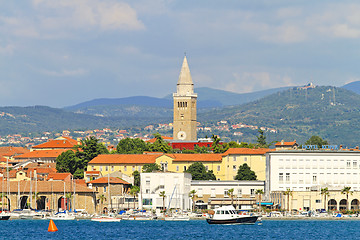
[198,86,360,147]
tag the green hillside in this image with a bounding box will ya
[199,86,360,147]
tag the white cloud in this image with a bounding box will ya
[38,68,88,77]
[0,44,15,55]
[224,72,294,93]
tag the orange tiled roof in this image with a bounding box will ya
[75,179,87,186]
[85,171,101,175]
[166,153,222,162]
[32,137,77,149]
[27,168,57,175]
[24,162,56,169]
[47,172,71,181]
[222,148,272,156]
[88,177,130,185]
[146,136,173,143]
[0,146,29,157]
[275,141,298,146]
[89,154,162,164]
[14,149,71,159]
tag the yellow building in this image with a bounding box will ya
[220,148,270,181]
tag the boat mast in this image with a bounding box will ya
[63,181,66,211]
[108,170,111,213]
[29,171,32,209]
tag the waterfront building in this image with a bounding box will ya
[191,180,265,210]
[138,172,192,211]
[274,140,298,150]
[266,149,360,211]
[173,56,197,141]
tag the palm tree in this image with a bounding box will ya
[255,189,264,212]
[98,194,106,214]
[341,186,353,211]
[189,190,197,212]
[320,187,330,211]
[159,191,166,214]
[227,188,234,207]
[130,186,140,209]
[283,189,293,212]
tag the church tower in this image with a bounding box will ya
[173,56,197,141]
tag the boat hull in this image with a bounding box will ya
[0,215,10,220]
[206,216,258,225]
[91,217,121,222]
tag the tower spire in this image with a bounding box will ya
[176,56,194,95]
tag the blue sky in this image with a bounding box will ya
[1,0,360,107]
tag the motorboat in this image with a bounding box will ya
[0,212,10,220]
[91,215,121,222]
[206,206,258,225]
[48,211,76,220]
[164,214,190,221]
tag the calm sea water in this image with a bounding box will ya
[1,219,360,240]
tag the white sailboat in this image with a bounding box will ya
[0,160,10,220]
[164,184,190,221]
[48,181,75,220]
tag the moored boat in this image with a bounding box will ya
[91,215,121,222]
[206,206,258,225]
[48,211,75,220]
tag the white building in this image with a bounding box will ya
[266,150,360,210]
[139,172,192,211]
[191,180,265,210]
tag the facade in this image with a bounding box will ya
[266,150,360,211]
[191,180,265,210]
[138,172,192,211]
[173,56,197,141]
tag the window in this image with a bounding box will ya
[124,166,127,171]
[146,177,150,185]
[92,166,95,171]
[354,161,358,168]
[132,166,135,171]
[347,161,351,168]
[237,189,242,196]
[205,165,209,171]
[138,166,141,171]
[184,166,187,171]
[316,199,321,203]
[233,156,236,161]
[176,166,179,171]
[244,157,247,161]
[211,188,216,197]
[104,186,107,193]
[111,166,114,171]
[145,189,150,194]
[313,175,317,182]
[250,189,255,196]
[142,198,152,205]
[233,165,237,171]
[224,189,229,197]
[286,173,290,182]
[105,166,108,171]
[217,166,221,171]
[100,166,103,171]
[279,173,283,181]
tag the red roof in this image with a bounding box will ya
[89,154,162,164]
[222,148,271,155]
[0,146,29,157]
[166,154,222,162]
[47,173,72,181]
[32,137,77,149]
[275,141,298,146]
[146,136,173,143]
[88,176,130,185]
[14,149,72,159]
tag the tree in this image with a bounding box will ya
[185,162,216,180]
[73,136,109,178]
[159,191,166,213]
[320,187,330,211]
[341,186,353,210]
[234,163,257,180]
[189,190,197,212]
[132,171,140,187]
[56,150,80,175]
[148,133,172,153]
[194,145,211,153]
[255,189,264,211]
[130,186,140,209]
[142,163,161,173]
[304,136,329,148]
[98,194,106,214]
[211,135,228,153]
[283,189,293,212]
[116,138,148,154]
[256,129,268,148]
[227,188,235,207]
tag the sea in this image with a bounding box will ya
[2,219,360,240]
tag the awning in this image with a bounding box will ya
[256,202,274,206]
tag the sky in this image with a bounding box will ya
[1,0,360,107]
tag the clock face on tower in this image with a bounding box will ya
[177,131,186,140]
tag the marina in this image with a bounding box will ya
[1,219,360,239]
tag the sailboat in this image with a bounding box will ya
[164,184,189,221]
[91,173,120,222]
[48,181,75,220]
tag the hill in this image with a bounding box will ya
[199,86,360,147]
[341,81,360,95]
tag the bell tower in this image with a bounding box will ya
[173,56,197,141]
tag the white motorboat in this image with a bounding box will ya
[91,215,121,222]
[48,211,76,220]
[164,214,190,221]
[0,212,10,220]
[206,206,258,225]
